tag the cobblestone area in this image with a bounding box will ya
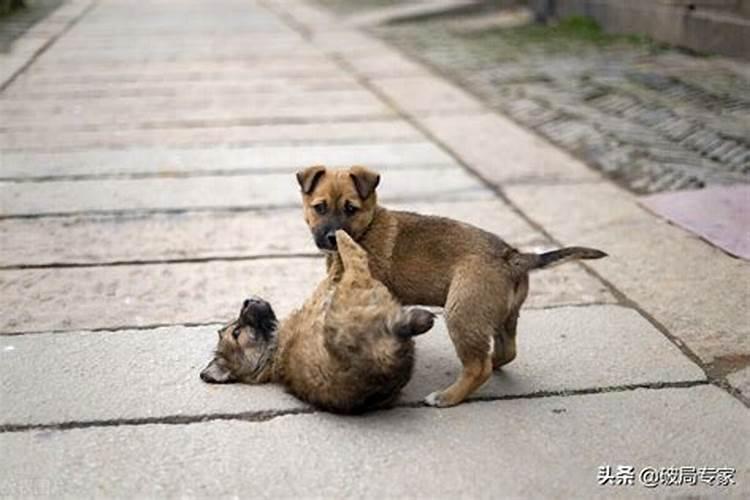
[369,10,750,193]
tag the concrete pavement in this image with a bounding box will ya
[0,0,747,497]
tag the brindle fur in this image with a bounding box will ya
[296,165,607,408]
[200,230,435,414]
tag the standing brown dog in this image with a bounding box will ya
[297,165,607,407]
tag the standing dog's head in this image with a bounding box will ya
[200,297,278,384]
[296,165,380,251]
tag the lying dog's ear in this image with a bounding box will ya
[349,166,380,200]
[200,358,236,384]
[296,165,326,195]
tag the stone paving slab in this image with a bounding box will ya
[336,50,432,79]
[1,76,361,99]
[504,182,750,366]
[0,142,455,180]
[17,57,345,83]
[65,0,289,35]
[0,325,307,427]
[0,305,704,427]
[0,258,325,334]
[0,200,547,266]
[418,112,601,183]
[27,44,326,65]
[44,36,314,58]
[310,29,393,54]
[0,168,491,217]
[0,119,424,151]
[0,92,393,131]
[641,185,750,260]
[51,33,307,50]
[1,386,744,498]
[369,75,483,115]
[0,89,384,116]
[0,255,612,334]
[404,305,703,403]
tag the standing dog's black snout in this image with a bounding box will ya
[326,231,337,249]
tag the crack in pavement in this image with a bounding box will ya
[0,191,491,221]
[0,253,323,271]
[0,379,710,434]
[0,162,456,184]
[0,301,617,336]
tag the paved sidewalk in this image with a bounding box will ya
[0,0,747,497]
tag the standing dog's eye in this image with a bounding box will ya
[313,202,327,215]
[232,327,241,339]
[343,200,358,216]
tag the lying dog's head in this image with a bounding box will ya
[296,165,380,251]
[200,297,278,384]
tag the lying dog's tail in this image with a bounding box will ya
[517,247,607,271]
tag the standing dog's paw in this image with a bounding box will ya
[424,391,448,407]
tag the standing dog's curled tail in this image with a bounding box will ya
[516,246,607,271]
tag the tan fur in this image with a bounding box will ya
[200,231,435,414]
[297,165,606,407]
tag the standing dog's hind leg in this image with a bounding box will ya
[493,311,518,370]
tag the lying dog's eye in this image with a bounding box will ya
[343,201,358,216]
[232,327,241,339]
[313,202,327,215]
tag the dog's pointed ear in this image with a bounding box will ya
[200,358,236,384]
[349,166,380,200]
[296,165,327,195]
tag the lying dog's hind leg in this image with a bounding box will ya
[390,308,435,339]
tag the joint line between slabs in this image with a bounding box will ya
[0,191,491,221]
[0,252,324,271]
[0,300,617,337]
[0,380,710,434]
[0,162,456,184]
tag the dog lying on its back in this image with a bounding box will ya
[200,230,435,414]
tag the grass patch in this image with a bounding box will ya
[466,15,660,52]
[0,0,25,17]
